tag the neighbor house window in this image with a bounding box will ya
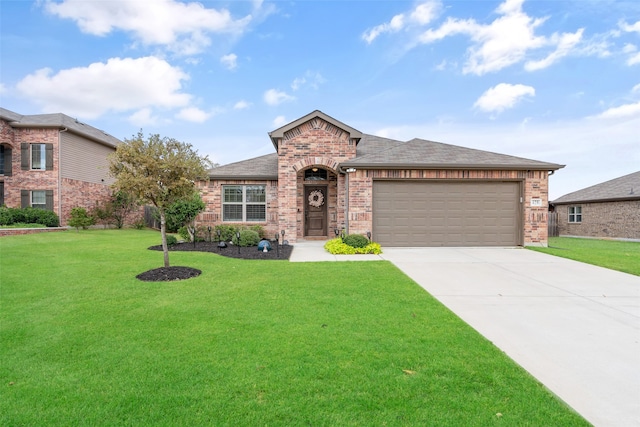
[31,190,47,209]
[222,185,266,222]
[568,206,582,223]
[31,144,47,170]
[21,143,52,171]
[0,145,4,175]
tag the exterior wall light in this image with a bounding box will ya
[345,168,356,173]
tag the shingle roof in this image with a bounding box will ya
[208,153,278,180]
[0,107,122,147]
[552,171,640,204]
[344,137,563,171]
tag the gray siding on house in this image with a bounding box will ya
[60,132,115,184]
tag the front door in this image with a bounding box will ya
[304,186,327,237]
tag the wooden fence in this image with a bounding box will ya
[548,211,559,237]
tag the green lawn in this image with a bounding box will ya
[1,230,588,426]
[529,237,640,276]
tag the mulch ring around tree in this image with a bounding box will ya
[136,266,202,282]
[148,241,294,261]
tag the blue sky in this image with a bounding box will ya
[1,0,639,199]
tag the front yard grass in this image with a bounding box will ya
[1,230,588,426]
[529,237,640,276]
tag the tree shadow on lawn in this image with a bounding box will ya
[138,242,294,282]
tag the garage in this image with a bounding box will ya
[373,181,521,247]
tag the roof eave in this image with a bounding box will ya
[9,122,121,148]
[339,162,565,171]
[209,174,278,181]
[552,196,640,205]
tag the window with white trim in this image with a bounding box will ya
[31,144,46,170]
[568,206,582,223]
[31,190,47,209]
[222,185,266,222]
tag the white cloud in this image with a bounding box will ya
[128,108,158,127]
[362,0,441,44]
[474,83,535,113]
[220,53,238,70]
[632,83,640,93]
[0,83,5,94]
[291,71,325,91]
[233,100,251,110]
[15,56,192,119]
[272,115,287,127]
[619,20,640,34]
[263,89,295,106]
[593,102,640,119]
[44,0,252,55]
[176,107,210,123]
[525,29,584,71]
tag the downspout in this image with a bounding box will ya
[58,127,68,224]
[345,172,349,235]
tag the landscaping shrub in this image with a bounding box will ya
[343,234,369,248]
[233,229,260,247]
[166,234,178,246]
[68,207,95,231]
[248,224,265,239]
[131,218,146,230]
[1,207,60,227]
[214,224,238,242]
[324,238,382,255]
[0,206,15,225]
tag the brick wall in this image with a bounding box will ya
[1,127,60,215]
[60,178,112,226]
[556,200,640,239]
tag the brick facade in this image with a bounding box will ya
[555,200,640,239]
[1,117,114,226]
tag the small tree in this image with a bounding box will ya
[109,132,210,268]
[91,200,114,229]
[68,207,94,231]
[110,190,138,229]
[164,191,206,240]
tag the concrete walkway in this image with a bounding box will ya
[289,241,640,427]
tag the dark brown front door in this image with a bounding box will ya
[305,186,327,237]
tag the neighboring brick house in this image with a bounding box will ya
[0,107,121,226]
[551,171,640,240]
[200,110,563,247]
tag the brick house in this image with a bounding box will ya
[0,107,121,226]
[200,110,563,247]
[551,171,640,240]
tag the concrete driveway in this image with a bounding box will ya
[378,247,640,427]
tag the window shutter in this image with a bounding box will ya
[3,147,11,176]
[21,143,29,170]
[45,190,54,211]
[21,190,29,208]
[45,144,54,171]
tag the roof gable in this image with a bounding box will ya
[343,137,563,171]
[268,110,363,149]
[553,171,640,204]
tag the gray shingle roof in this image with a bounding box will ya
[0,107,122,147]
[552,171,640,204]
[208,153,278,179]
[344,137,563,171]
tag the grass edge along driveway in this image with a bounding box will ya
[528,236,640,276]
[1,230,589,426]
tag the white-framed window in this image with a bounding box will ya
[568,206,582,223]
[222,185,266,222]
[31,190,47,209]
[31,144,46,170]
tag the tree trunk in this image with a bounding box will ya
[160,210,170,268]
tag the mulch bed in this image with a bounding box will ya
[139,241,294,282]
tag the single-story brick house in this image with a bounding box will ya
[551,171,640,240]
[0,107,121,226]
[199,110,563,247]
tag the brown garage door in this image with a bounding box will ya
[373,181,521,247]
